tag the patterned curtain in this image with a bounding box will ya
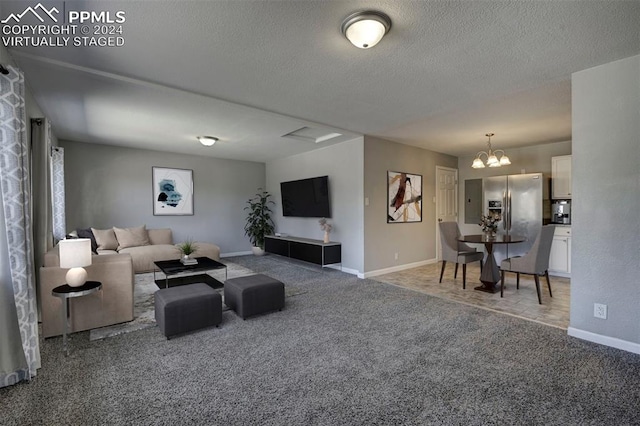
[51,146,66,242]
[0,65,41,387]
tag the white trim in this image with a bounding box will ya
[549,271,571,279]
[435,166,459,262]
[338,266,360,276]
[567,327,640,355]
[362,258,438,278]
[220,251,252,258]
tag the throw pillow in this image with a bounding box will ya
[147,228,173,245]
[91,227,119,251]
[76,228,98,254]
[113,225,151,250]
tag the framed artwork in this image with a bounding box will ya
[387,171,422,223]
[152,167,194,215]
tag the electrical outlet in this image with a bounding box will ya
[594,303,607,319]
[394,252,399,260]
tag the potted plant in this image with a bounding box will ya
[177,239,198,263]
[244,189,275,255]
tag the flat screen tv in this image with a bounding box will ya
[281,176,331,218]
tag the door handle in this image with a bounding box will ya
[502,191,507,230]
[438,218,442,222]
[507,190,512,231]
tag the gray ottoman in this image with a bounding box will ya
[224,274,285,319]
[155,283,222,339]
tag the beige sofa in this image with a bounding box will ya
[90,227,221,273]
[58,227,222,273]
[40,227,221,338]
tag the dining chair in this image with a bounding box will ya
[438,222,484,289]
[499,225,555,304]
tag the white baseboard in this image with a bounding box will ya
[362,258,438,279]
[220,251,252,258]
[336,266,359,276]
[567,327,640,355]
[219,254,434,281]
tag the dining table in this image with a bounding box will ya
[458,234,525,293]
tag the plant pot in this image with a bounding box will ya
[252,246,265,256]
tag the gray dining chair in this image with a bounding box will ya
[499,225,555,304]
[439,222,484,289]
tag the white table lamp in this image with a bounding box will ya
[59,238,92,287]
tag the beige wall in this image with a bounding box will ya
[457,140,571,236]
[363,136,458,275]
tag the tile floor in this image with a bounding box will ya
[371,262,570,329]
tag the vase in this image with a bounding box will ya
[484,230,496,238]
[323,231,330,243]
[252,246,265,256]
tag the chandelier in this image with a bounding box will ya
[471,133,511,168]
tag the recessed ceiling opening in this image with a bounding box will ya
[282,126,343,143]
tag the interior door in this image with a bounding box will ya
[436,167,458,260]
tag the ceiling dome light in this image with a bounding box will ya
[341,10,391,49]
[197,136,218,146]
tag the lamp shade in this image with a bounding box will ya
[59,239,92,287]
[59,238,92,268]
[472,158,485,169]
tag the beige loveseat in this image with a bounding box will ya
[40,250,134,338]
[40,226,221,338]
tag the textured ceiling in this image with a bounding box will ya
[5,0,640,160]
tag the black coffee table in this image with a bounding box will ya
[153,257,227,289]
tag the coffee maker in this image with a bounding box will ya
[552,200,571,224]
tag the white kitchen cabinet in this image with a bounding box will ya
[549,226,571,277]
[552,155,572,199]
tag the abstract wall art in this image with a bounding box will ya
[387,171,422,223]
[152,167,194,215]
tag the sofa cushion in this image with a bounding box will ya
[92,227,119,250]
[114,225,150,250]
[148,228,173,245]
[119,244,180,273]
[76,228,98,254]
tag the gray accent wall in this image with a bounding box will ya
[363,136,458,274]
[266,138,364,274]
[569,54,640,350]
[61,141,265,254]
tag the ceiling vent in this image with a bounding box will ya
[282,126,343,143]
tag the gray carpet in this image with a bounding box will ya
[2,255,639,425]
[88,261,308,341]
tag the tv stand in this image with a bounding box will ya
[264,235,341,267]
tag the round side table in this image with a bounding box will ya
[51,281,102,356]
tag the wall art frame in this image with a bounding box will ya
[387,170,422,223]
[152,167,194,216]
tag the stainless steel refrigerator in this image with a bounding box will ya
[483,173,544,264]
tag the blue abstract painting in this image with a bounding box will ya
[153,167,193,215]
